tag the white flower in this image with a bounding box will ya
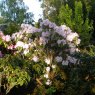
[76,48,80,52]
[28,43,34,48]
[76,39,81,45]
[46,79,52,85]
[11,33,17,40]
[24,37,28,40]
[46,67,50,72]
[39,37,47,45]
[2,35,11,42]
[23,44,29,49]
[55,56,63,62]
[23,49,29,55]
[52,65,56,69]
[5,35,11,42]
[67,56,77,64]
[21,23,26,28]
[44,74,49,78]
[67,32,79,42]
[62,60,68,65]
[32,56,39,62]
[45,58,51,65]
[15,41,24,48]
[60,25,68,32]
[17,33,22,38]
[69,47,76,54]
[19,35,23,39]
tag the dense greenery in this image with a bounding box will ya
[41,0,95,46]
[0,0,95,95]
[0,54,31,94]
[0,0,34,34]
[59,1,93,46]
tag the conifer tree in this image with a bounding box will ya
[59,1,93,46]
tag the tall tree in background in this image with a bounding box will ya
[59,1,93,46]
[41,0,95,24]
[0,0,28,24]
[0,0,34,34]
[24,12,34,25]
[41,0,65,25]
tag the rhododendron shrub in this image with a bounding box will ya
[0,19,81,94]
[12,19,80,63]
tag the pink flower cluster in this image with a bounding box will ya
[2,35,11,42]
[0,31,11,42]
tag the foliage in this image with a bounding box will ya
[0,54,31,94]
[4,22,20,35]
[41,0,95,24]
[0,0,27,24]
[42,0,95,46]
[0,19,95,95]
[0,17,6,24]
[0,19,81,95]
[59,1,93,46]
[24,12,34,25]
[0,0,34,34]
[41,0,65,25]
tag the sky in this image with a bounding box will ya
[23,0,43,22]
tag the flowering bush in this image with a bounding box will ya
[0,19,81,94]
[12,19,80,63]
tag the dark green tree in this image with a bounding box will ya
[59,1,93,46]
[24,12,34,25]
